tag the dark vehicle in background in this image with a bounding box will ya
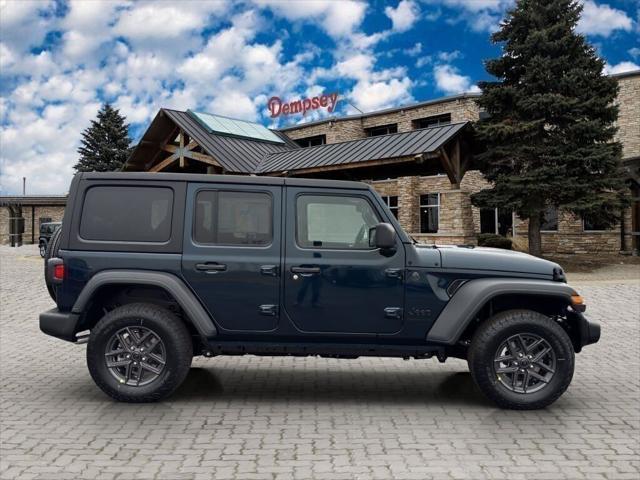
[40,173,600,409]
[39,222,62,257]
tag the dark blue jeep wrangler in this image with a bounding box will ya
[40,172,599,408]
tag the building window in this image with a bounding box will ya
[381,196,399,218]
[413,113,451,129]
[583,214,611,232]
[295,134,326,148]
[419,194,439,233]
[541,207,558,231]
[480,208,513,236]
[366,124,398,137]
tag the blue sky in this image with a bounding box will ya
[1,0,638,194]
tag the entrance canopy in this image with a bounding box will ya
[125,109,475,185]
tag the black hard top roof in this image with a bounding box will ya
[78,172,370,190]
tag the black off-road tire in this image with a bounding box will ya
[43,227,62,301]
[468,309,575,410]
[87,303,193,402]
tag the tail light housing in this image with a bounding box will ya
[48,258,65,284]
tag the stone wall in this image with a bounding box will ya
[0,205,65,245]
[615,72,640,160]
[283,95,481,145]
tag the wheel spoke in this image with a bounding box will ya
[533,347,551,363]
[105,348,127,357]
[495,354,514,362]
[522,370,529,393]
[106,358,130,368]
[528,369,549,383]
[533,361,555,374]
[496,365,519,374]
[137,330,153,346]
[525,338,544,354]
[123,362,133,383]
[147,352,166,365]
[140,361,162,375]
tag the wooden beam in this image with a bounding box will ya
[162,144,178,153]
[179,130,185,168]
[183,150,221,167]
[264,154,440,176]
[438,147,458,185]
[150,153,178,172]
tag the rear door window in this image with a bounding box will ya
[194,190,272,246]
[80,186,173,242]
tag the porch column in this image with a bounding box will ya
[398,176,419,233]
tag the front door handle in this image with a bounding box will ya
[291,266,321,276]
[195,263,227,272]
[385,268,403,279]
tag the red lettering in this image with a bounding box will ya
[282,103,289,114]
[311,97,320,109]
[267,96,282,117]
[319,95,328,107]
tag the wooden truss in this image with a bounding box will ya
[150,129,221,172]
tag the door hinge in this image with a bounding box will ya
[259,304,278,316]
[384,307,403,319]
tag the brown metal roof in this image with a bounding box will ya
[256,122,469,174]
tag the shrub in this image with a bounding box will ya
[477,233,512,250]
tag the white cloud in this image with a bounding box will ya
[405,42,422,56]
[629,47,640,59]
[350,77,413,112]
[604,61,640,75]
[577,1,633,37]
[254,0,367,38]
[385,0,420,32]
[0,0,56,52]
[433,65,479,95]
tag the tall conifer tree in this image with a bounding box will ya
[472,0,627,256]
[74,104,131,172]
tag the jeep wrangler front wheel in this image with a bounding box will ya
[87,303,193,402]
[467,309,575,410]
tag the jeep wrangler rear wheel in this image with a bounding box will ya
[468,309,574,410]
[87,303,192,402]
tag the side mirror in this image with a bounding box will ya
[369,223,397,249]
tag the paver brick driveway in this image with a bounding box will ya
[1,245,639,480]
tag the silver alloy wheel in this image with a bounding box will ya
[104,326,166,386]
[494,333,556,394]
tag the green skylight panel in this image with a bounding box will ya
[189,110,284,144]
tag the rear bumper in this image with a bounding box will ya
[571,311,600,352]
[40,308,80,342]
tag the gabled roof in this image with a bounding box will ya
[126,109,298,173]
[256,122,469,174]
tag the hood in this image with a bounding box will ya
[414,245,562,278]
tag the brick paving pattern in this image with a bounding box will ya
[1,245,638,480]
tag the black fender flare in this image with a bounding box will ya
[426,278,577,344]
[72,270,217,340]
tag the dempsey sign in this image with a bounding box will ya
[268,93,339,118]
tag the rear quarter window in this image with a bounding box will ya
[80,186,173,242]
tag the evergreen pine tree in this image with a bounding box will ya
[472,0,627,256]
[74,103,131,172]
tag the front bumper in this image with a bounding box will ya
[570,310,601,352]
[40,308,80,342]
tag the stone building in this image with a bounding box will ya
[0,196,66,245]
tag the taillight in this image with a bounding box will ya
[53,263,65,281]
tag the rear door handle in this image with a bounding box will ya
[195,263,227,272]
[291,266,320,277]
[260,265,279,277]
